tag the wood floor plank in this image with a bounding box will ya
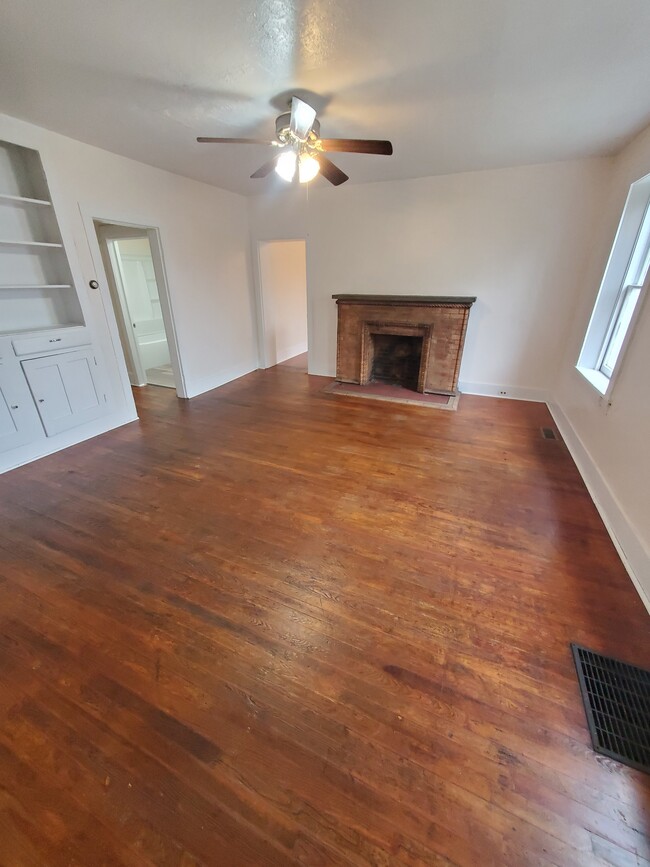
[0,365,649,865]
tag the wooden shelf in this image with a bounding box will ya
[0,192,52,206]
[0,284,72,290]
[0,322,84,338]
[0,239,63,248]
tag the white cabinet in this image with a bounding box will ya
[0,137,110,469]
[0,363,43,452]
[21,349,105,436]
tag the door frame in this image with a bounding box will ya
[83,214,188,398]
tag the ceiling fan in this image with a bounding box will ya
[197,96,393,186]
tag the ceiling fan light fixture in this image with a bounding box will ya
[298,153,320,183]
[275,150,297,182]
[199,95,391,188]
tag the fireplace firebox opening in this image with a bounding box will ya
[360,322,431,393]
[370,334,423,391]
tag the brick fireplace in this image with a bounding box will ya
[333,295,476,395]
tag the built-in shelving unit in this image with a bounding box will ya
[0,139,84,333]
[0,138,108,464]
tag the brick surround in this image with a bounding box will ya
[333,295,476,395]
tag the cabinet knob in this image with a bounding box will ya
[38,398,45,403]
[89,279,99,290]
[10,405,18,410]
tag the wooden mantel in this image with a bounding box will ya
[333,294,476,395]
[332,295,476,306]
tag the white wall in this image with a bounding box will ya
[552,123,650,608]
[258,240,307,367]
[248,158,611,399]
[0,112,257,420]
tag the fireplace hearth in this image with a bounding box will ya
[333,295,476,395]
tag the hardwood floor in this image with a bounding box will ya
[0,366,648,866]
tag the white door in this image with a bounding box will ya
[96,227,147,386]
[22,349,105,436]
[0,365,43,452]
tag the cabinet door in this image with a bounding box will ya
[0,364,44,453]
[22,349,106,437]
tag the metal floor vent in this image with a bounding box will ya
[541,427,557,440]
[571,644,650,774]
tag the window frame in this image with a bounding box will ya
[597,283,643,379]
[577,172,650,397]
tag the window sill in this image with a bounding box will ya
[576,365,609,396]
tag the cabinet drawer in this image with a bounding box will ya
[12,327,90,357]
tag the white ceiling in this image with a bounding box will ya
[2,0,650,196]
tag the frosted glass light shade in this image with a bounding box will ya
[299,154,320,183]
[275,151,297,182]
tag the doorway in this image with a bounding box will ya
[95,222,179,391]
[257,240,308,370]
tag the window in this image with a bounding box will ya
[599,284,642,378]
[578,173,650,395]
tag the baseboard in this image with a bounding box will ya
[458,381,550,402]
[1,408,139,475]
[276,342,308,365]
[548,401,650,615]
[184,359,258,399]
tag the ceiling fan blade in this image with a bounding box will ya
[290,97,317,141]
[197,137,277,145]
[318,138,393,155]
[314,155,349,186]
[250,155,281,178]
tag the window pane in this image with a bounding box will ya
[636,240,650,287]
[624,203,650,286]
[600,286,642,377]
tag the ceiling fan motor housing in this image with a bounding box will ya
[276,112,320,143]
